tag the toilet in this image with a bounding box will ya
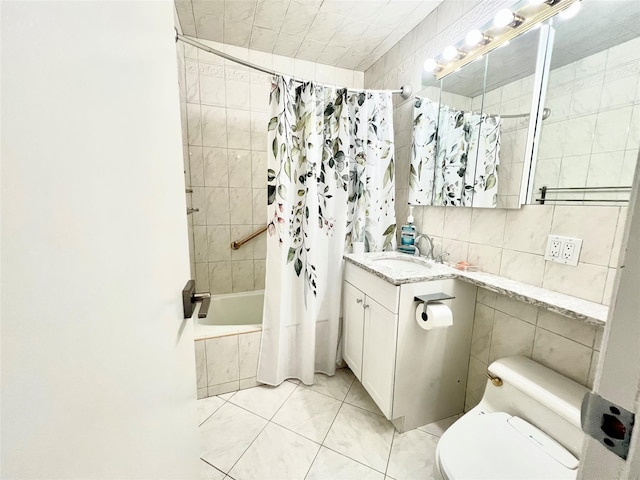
[435,356,589,480]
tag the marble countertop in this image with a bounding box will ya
[344,252,608,325]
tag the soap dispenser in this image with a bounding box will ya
[399,206,417,254]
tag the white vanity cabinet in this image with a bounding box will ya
[343,264,399,418]
[343,261,477,432]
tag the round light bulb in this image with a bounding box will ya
[560,2,581,19]
[494,8,516,28]
[465,29,485,47]
[443,45,459,61]
[423,58,439,72]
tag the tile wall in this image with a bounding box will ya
[465,288,603,410]
[195,331,262,399]
[364,0,626,406]
[182,40,364,294]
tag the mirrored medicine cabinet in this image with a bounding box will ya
[409,0,640,209]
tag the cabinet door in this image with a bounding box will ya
[343,282,365,381]
[362,297,397,418]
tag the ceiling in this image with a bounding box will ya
[175,0,442,71]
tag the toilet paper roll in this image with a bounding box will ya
[415,302,453,330]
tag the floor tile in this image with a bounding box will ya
[200,402,267,473]
[344,379,383,416]
[386,429,439,480]
[201,460,226,480]
[306,447,385,480]
[217,391,237,401]
[229,422,320,480]
[272,387,341,443]
[417,414,461,437]
[198,396,226,426]
[323,403,395,473]
[228,381,297,419]
[304,368,355,401]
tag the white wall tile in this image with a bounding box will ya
[536,310,597,347]
[239,331,262,379]
[494,295,538,325]
[503,206,554,255]
[542,262,608,303]
[232,260,255,292]
[499,250,545,287]
[209,261,233,294]
[551,206,619,266]
[469,209,506,248]
[470,303,494,363]
[532,328,592,385]
[205,335,239,386]
[489,311,536,363]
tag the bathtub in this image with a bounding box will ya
[194,290,264,340]
[193,290,264,398]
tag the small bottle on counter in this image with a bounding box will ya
[399,206,417,255]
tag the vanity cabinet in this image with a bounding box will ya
[343,279,397,417]
[343,261,477,432]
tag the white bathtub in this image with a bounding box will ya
[193,290,264,340]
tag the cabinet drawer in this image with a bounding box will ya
[345,262,399,314]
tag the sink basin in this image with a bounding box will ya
[372,257,431,271]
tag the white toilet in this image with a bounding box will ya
[435,356,589,480]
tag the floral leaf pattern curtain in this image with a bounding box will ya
[258,76,396,386]
[409,97,502,208]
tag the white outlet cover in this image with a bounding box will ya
[545,235,582,266]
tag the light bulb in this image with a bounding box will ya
[529,0,546,5]
[443,45,460,61]
[560,2,581,19]
[465,29,483,47]
[423,58,439,72]
[494,8,523,28]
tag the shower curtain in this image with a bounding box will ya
[409,98,501,207]
[257,76,396,386]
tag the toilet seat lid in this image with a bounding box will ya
[438,412,578,480]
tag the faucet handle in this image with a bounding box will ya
[436,252,450,264]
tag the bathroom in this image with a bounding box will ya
[1,0,639,479]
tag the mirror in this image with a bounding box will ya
[410,27,544,208]
[531,0,640,205]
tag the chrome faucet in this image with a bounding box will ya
[414,233,435,260]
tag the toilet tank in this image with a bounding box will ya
[476,356,589,457]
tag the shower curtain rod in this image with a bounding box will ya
[176,33,412,99]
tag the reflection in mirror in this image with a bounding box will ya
[483,27,542,208]
[410,26,543,209]
[532,0,640,206]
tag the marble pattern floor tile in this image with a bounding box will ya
[386,429,439,480]
[304,368,355,401]
[323,403,395,473]
[306,447,385,480]
[201,460,226,480]
[198,367,449,479]
[198,396,226,426]
[417,414,460,437]
[228,381,297,419]
[272,386,342,443]
[229,423,320,480]
[344,379,383,415]
[200,402,268,473]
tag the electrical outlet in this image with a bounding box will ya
[545,235,582,266]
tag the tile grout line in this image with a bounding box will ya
[223,382,301,477]
[302,375,355,480]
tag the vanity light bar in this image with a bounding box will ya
[433,0,580,80]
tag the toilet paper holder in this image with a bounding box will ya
[414,293,455,322]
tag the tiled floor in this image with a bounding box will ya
[198,367,460,480]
